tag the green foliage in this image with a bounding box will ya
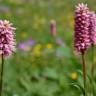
[0,0,96,96]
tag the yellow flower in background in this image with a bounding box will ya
[34,50,41,56]
[46,43,52,49]
[33,44,42,56]
[35,44,42,49]
[71,72,77,80]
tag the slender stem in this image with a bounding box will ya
[0,54,4,96]
[81,51,86,96]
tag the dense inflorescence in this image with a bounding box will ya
[0,20,16,56]
[74,3,90,53]
[89,12,96,45]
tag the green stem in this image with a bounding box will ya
[0,54,4,96]
[81,51,86,96]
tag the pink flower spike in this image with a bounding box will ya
[74,3,90,53]
[0,20,16,56]
[50,20,56,37]
[89,12,96,45]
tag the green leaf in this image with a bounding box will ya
[42,68,58,80]
[71,83,85,95]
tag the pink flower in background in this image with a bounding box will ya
[74,3,90,53]
[50,20,56,37]
[0,20,16,56]
[26,39,35,46]
[18,39,35,51]
[56,38,64,45]
[18,42,26,50]
[89,12,96,44]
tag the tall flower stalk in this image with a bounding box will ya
[81,51,86,96]
[0,54,4,96]
[0,20,16,96]
[89,11,96,95]
[89,12,96,76]
[74,3,90,96]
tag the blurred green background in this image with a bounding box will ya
[0,0,96,96]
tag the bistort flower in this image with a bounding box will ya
[0,20,16,56]
[50,20,56,37]
[89,12,96,45]
[74,3,90,53]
